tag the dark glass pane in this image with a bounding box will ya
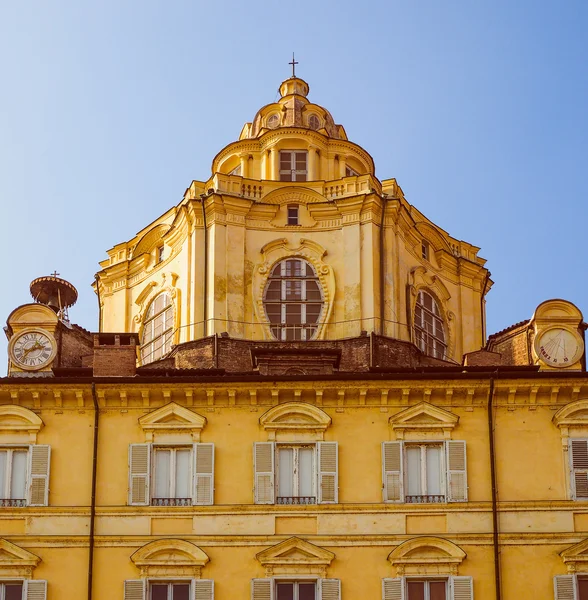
[306,304,322,323]
[6,584,24,600]
[305,263,315,277]
[285,260,302,277]
[299,582,316,600]
[270,263,282,277]
[294,172,307,181]
[285,304,302,324]
[407,581,425,600]
[295,153,307,167]
[265,281,281,300]
[579,577,588,600]
[151,584,168,600]
[306,281,321,301]
[265,304,281,324]
[172,583,190,600]
[277,583,294,600]
[285,281,302,300]
[429,581,447,600]
[280,173,293,182]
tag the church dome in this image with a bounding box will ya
[239,76,347,141]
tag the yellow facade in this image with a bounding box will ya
[2,75,588,600]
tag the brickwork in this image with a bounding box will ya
[92,333,139,377]
[55,322,93,368]
[487,324,531,366]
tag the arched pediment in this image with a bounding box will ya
[0,405,44,443]
[262,187,328,206]
[554,400,588,430]
[132,225,171,258]
[260,402,332,441]
[131,539,209,578]
[0,538,41,579]
[414,222,453,255]
[533,299,583,324]
[389,402,458,440]
[388,537,466,576]
[139,402,207,442]
[256,537,334,577]
[6,303,59,331]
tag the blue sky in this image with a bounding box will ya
[1,0,587,362]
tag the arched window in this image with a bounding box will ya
[414,290,447,359]
[263,259,324,341]
[141,293,174,364]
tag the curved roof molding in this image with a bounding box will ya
[256,537,334,577]
[388,536,466,576]
[0,405,44,443]
[262,187,328,206]
[6,303,59,331]
[414,222,453,254]
[131,539,209,578]
[389,402,458,440]
[132,224,171,258]
[139,402,207,442]
[532,299,584,324]
[553,400,588,439]
[0,538,41,579]
[260,402,332,441]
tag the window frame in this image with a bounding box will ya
[405,578,448,600]
[276,579,317,600]
[148,579,192,600]
[0,581,24,600]
[404,442,446,504]
[276,444,317,505]
[0,447,29,506]
[421,240,430,260]
[307,114,320,130]
[279,151,308,182]
[287,205,300,226]
[414,290,447,360]
[140,293,175,365]
[152,446,193,507]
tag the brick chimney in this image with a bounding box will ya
[92,333,139,377]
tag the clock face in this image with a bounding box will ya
[535,327,583,367]
[10,330,56,370]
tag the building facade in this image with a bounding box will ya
[1,75,587,600]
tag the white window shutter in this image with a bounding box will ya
[193,443,214,505]
[319,578,341,600]
[124,580,146,600]
[28,445,51,506]
[254,442,275,504]
[450,576,474,600]
[251,578,273,600]
[25,580,47,600]
[446,441,468,502]
[194,578,214,600]
[554,575,576,600]
[382,442,403,502]
[570,439,588,499]
[318,442,338,504]
[128,444,150,506]
[382,578,404,600]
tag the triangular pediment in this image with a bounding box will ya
[256,537,334,567]
[132,539,209,568]
[139,402,206,432]
[389,402,458,434]
[0,539,40,568]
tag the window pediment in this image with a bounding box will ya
[389,402,458,440]
[560,538,588,573]
[139,402,207,442]
[388,537,466,576]
[554,400,588,436]
[0,405,43,443]
[131,539,209,578]
[256,537,334,577]
[0,539,40,578]
[260,403,331,441]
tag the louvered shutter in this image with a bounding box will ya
[446,441,468,502]
[128,444,150,505]
[570,440,588,499]
[251,578,273,600]
[554,575,576,600]
[28,445,51,506]
[382,442,403,502]
[450,576,474,600]
[318,442,338,504]
[193,443,214,505]
[254,443,275,504]
[319,578,341,600]
[25,580,47,600]
[124,579,146,600]
[194,578,214,600]
[382,578,404,600]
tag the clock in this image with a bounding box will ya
[534,327,584,368]
[9,329,57,371]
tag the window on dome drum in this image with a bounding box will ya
[229,164,241,176]
[279,151,307,181]
[277,445,315,505]
[0,582,23,600]
[277,581,316,600]
[150,582,190,600]
[156,246,164,264]
[141,293,174,364]
[308,114,320,130]
[263,258,324,341]
[422,240,430,260]
[345,165,360,177]
[407,580,447,600]
[287,205,299,225]
[414,290,447,360]
[267,114,280,129]
[0,448,27,507]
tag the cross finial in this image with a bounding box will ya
[50,271,60,278]
[289,52,298,77]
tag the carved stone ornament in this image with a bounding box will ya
[389,402,459,440]
[131,539,209,579]
[560,538,588,574]
[256,537,335,578]
[138,402,207,443]
[0,405,44,443]
[260,402,332,441]
[388,537,466,577]
[0,538,41,579]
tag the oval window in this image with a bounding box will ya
[308,114,320,130]
[267,114,279,129]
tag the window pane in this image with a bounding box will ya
[406,446,422,496]
[11,451,27,499]
[172,583,190,600]
[5,584,24,600]
[154,450,171,498]
[279,448,294,497]
[277,583,294,600]
[280,173,293,182]
[285,281,302,300]
[426,446,442,495]
[175,449,191,498]
[285,304,302,325]
[0,451,7,498]
[298,583,316,600]
[266,304,282,324]
[429,581,447,600]
[151,584,168,600]
[298,448,314,497]
[407,581,425,600]
[578,577,588,600]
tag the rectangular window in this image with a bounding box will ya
[579,576,588,600]
[407,580,447,600]
[287,205,300,225]
[277,445,316,504]
[152,447,192,506]
[150,582,190,600]
[276,581,316,600]
[345,165,359,177]
[157,246,164,263]
[405,444,445,503]
[279,151,307,182]
[0,448,28,507]
[421,240,430,260]
[0,582,24,600]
